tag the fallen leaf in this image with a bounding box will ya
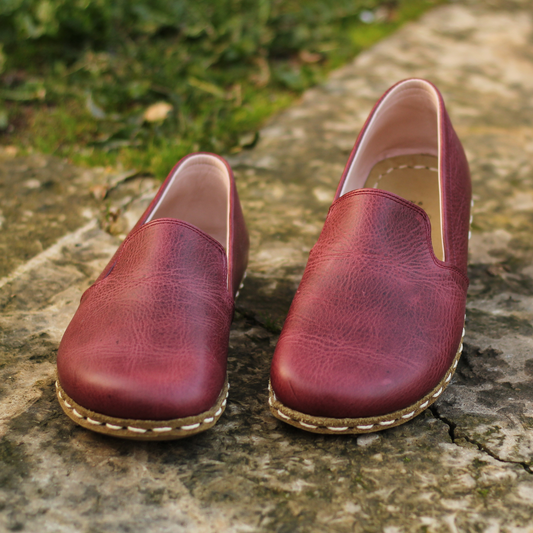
[143,102,173,122]
[86,93,106,119]
[0,145,18,157]
[187,77,225,97]
[298,50,322,64]
[90,184,108,201]
[250,56,270,88]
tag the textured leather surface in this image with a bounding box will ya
[229,183,250,298]
[439,107,471,273]
[270,190,468,418]
[58,220,233,420]
[271,80,470,419]
[58,153,248,420]
[334,79,471,276]
[94,153,249,298]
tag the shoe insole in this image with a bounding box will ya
[363,154,443,261]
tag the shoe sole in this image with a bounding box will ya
[56,379,229,441]
[269,331,464,435]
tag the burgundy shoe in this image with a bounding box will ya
[269,79,471,434]
[57,153,248,439]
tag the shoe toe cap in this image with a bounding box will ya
[270,335,458,419]
[57,332,226,421]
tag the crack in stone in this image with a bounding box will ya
[235,304,282,335]
[430,405,533,474]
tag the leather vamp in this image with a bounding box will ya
[57,219,233,420]
[271,189,468,418]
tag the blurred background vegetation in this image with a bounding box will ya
[0,0,443,176]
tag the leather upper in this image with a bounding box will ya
[271,191,468,418]
[95,153,249,298]
[57,153,248,420]
[439,107,471,274]
[271,80,471,419]
[228,179,249,298]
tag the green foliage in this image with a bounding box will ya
[2,0,378,50]
[0,0,443,175]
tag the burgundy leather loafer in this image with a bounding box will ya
[57,153,248,439]
[269,79,471,434]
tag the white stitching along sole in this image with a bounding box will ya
[56,379,230,440]
[269,330,465,435]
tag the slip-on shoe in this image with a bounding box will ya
[269,79,471,434]
[57,152,249,440]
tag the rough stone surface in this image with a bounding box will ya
[3,1,533,531]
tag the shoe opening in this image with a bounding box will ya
[340,79,444,261]
[145,154,231,251]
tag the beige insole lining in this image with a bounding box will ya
[363,154,443,261]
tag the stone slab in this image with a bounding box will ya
[2,1,533,531]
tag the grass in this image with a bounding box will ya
[0,0,445,177]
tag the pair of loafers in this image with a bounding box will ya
[56,79,471,440]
